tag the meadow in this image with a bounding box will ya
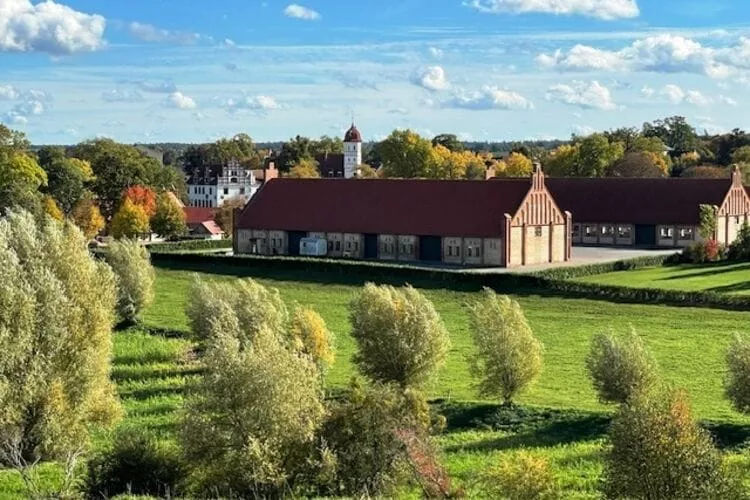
[577,261,750,295]
[3,262,750,498]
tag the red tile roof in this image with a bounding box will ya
[236,178,532,237]
[183,207,216,225]
[546,177,731,225]
[200,220,224,236]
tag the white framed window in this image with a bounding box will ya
[585,225,596,237]
[617,226,632,238]
[660,227,674,239]
[679,227,694,240]
[601,225,614,236]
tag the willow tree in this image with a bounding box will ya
[0,210,121,491]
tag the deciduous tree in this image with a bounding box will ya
[0,151,47,212]
[289,307,335,373]
[42,195,64,221]
[71,196,106,239]
[576,133,624,177]
[379,130,437,178]
[214,197,245,235]
[123,185,157,218]
[0,210,120,490]
[586,330,658,404]
[503,152,534,177]
[151,193,186,239]
[604,388,739,499]
[468,288,543,405]
[607,152,665,178]
[110,198,150,239]
[287,158,321,179]
[349,283,450,389]
[38,146,94,213]
[725,333,750,413]
[105,239,155,324]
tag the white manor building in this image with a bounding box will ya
[315,123,363,179]
[187,159,259,208]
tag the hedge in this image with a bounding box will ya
[532,254,675,280]
[148,239,233,253]
[148,253,750,312]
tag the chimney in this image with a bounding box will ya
[264,159,279,182]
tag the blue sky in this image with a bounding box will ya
[1,0,750,144]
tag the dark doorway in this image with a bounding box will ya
[287,231,307,256]
[364,234,379,259]
[635,224,656,247]
[419,236,442,262]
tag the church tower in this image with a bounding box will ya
[343,123,363,179]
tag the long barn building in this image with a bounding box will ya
[234,168,572,267]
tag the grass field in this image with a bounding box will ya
[3,263,750,498]
[577,262,750,295]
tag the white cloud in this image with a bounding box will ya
[2,99,45,125]
[0,0,105,55]
[0,85,20,100]
[101,89,144,103]
[221,38,236,48]
[283,4,321,20]
[429,47,444,59]
[221,95,283,112]
[720,95,738,106]
[657,84,712,106]
[640,85,655,97]
[412,66,450,91]
[166,92,197,109]
[136,80,178,93]
[465,0,639,20]
[445,85,533,110]
[128,22,200,44]
[660,84,685,104]
[546,80,617,110]
[537,34,739,78]
[573,125,596,135]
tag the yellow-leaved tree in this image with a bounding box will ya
[110,198,150,239]
[42,195,64,221]
[72,196,106,239]
[503,152,534,177]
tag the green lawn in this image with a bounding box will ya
[577,262,750,295]
[4,264,750,498]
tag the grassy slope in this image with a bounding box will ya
[147,267,750,422]
[4,265,750,498]
[577,262,750,295]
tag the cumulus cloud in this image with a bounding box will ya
[429,47,444,59]
[546,80,617,110]
[2,99,45,125]
[165,91,197,109]
[445,85,533,110]
[412,66,450,91]
[465,0,639,20]
[101,89,144,103]
[640,85,655,97]
[536,34,750,79]
[657,84,712,106]
[0,85,20,100]
[283,4,321,20]
[0,0,105,55]
[128,22,201,44]
[220,94,283,113]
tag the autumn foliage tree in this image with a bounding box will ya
[289,307,335,373]
[151,192,186,239]
[42,195,64,221]
[468,289,543,405]
[287,158,321,179]
[0,210,121,491]
[123,185,157,218]
[110,198,150,239]
[349,283,450,389]
[71,196,106,239]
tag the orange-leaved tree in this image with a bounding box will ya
[123,185,157,218]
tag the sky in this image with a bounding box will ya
[2,0,750,144]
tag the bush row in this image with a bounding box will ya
[532,254,674,280]
[147,239,233,253]
[149,253,750,312]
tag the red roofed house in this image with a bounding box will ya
[234,167,572,267]
[184,207,225,240]
[545,166,750,247]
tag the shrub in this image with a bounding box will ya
[725,333,750,413]
[186,276,288,345]
[85,428,184,498]
[467,289,543,405]
[349,283,450,389]
[679,239,726,264]
[728,224,750,261]
[0,210,120,490]
[289,306,335,373]
[105,239,155,324]
[148,239,232,253]
[586,330,658,404]
[320,381,439,497]
[482,452,560,500]
[181,291,324,497]
[604,388,741,499]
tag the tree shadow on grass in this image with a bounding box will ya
[706,281,750,295]
[659,262,750,282]
[434,401,750,453]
